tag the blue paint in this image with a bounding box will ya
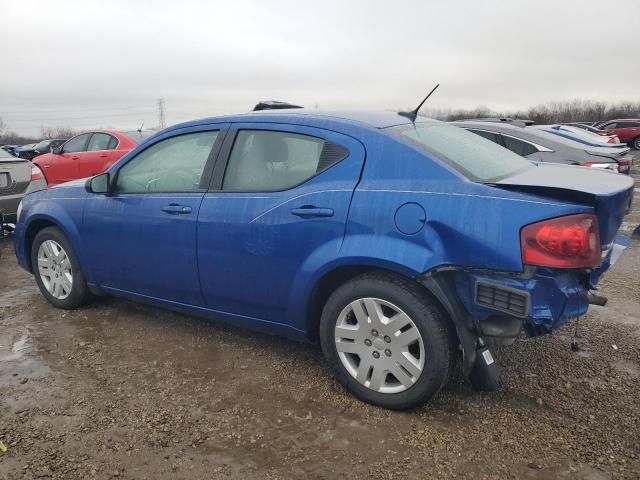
[13,110,633,340]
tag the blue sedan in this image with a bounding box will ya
[13,110,634,409]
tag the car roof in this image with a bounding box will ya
[165,109,428,132]
[604,118,640,122]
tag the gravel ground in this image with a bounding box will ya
[1,153,639,480]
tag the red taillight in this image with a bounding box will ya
[521,214,601,268]
[31,164,45,181]
[607,137,615,144]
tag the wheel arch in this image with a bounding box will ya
[22,214,81,273]
[304,262,455,340]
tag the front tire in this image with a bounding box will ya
[632,136,640,150]
[319,272,453,410]
[31,226,90,309]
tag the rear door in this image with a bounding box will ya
[197,123,365,326]
[79,133,119,178]
[42,133,91,185]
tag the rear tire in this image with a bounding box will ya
[319,271,452,410]
[632,136,640,150]
[31,226,90,309]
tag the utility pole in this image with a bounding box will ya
[157,98,166,130]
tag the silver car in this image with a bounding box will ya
[453,119,633,174]
[0,148,47,229]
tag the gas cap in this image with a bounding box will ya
[394,202,427,235]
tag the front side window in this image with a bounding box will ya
[87,133,113,151]
[116,131,218,193]
[390,122,533,182]
[62,133,91,153]
[222,130,347,191]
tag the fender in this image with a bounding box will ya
[18,201,87,277]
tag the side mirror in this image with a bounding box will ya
[52,146,63,155]
[85,173,112,195]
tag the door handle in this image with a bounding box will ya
[71,156,79,160]
[291,206,334,218]
[162,204,192,214]
[43,164,50,168]
[99,154,108,158]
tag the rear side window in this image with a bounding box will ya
[617,121,640,128]
[87,133,113,151]
[222,130,348,191]
[62,133,91,153]
[501,135,538,157]
[602,123,617,130]
[390,122,533,182]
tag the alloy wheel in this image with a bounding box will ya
[334,297,425,394]
[37,239,73,300]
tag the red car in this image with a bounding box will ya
[34,130,153,186]
[596,119,640,149]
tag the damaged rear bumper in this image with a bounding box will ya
[452,234,630,338]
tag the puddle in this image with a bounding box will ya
[0,318,50,379]
[0,328,32,362]
[0,285,39,308]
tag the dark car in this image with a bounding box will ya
[14,110,634,410]
[1,144,21,157]
[594,119,640,149]
[29,139,67,159]
[0,147,47,227]
[453,119,634,174]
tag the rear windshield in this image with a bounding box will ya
[123,130,155,144]
[389,122,534,182]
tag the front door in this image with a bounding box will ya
[44,133,92,185]
[82,126,227,305]
[197,124,365,329]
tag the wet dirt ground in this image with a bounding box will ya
[1,156,640,480]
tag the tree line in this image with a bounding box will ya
[426,99,640,124]
[0,117,76,145]
[3,99,640,146]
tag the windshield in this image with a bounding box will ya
[389,122,534,182]
[34,140,51,151]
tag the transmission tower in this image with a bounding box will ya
[157,98,166,130]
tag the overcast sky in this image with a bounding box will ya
[1,0,639,136]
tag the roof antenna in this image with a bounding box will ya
[398,83,440,121]
[137,121,144,133]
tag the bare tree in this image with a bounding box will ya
[40,125,76,139]
[423,99,640,124]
